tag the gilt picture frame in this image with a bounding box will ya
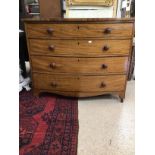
[66,0,115,6]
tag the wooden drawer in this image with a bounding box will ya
[26,23,133,38]
[29,39,131,56]
[33,73,126,92]
[31,56,128,74]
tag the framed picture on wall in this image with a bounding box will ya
[66,0,115,6]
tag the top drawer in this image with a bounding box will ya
[26,23,133,38]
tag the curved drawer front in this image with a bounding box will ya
[32,56,128,74]
[29,39,131,56]
[26,23,133,38]
[33,73,126,92]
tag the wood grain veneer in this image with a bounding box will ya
[31,56,128,74]
[24,18,134,102]
[33,73,126,92]
[29,39,131,56]
[26,23,133,38]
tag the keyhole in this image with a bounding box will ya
[78,42,80,45]
[77,25,80,30]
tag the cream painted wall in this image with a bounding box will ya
[116,0,122,17]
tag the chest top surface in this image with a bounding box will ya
[23,17,134,23]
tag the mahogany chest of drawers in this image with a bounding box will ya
[24,18,134,102]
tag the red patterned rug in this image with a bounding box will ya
[19,91,78,155]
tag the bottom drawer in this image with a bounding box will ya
[33,73,126,92]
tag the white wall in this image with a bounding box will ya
[116,0,122,17]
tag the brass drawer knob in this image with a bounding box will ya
[100,82,106,88]
[103,45,109,51]
[47,28,54,34]
[49,62,56,69]
[101,64,108,69]
[104,28,112,34]
[48,45,55,51]
[51,82,57,87]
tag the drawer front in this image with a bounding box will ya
[33,74,126,92]
[29,39,131,56]
[32,56,128,74]
[26,23,133,38]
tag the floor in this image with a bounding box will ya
[78,81,135,155]
[25,62,135,155]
